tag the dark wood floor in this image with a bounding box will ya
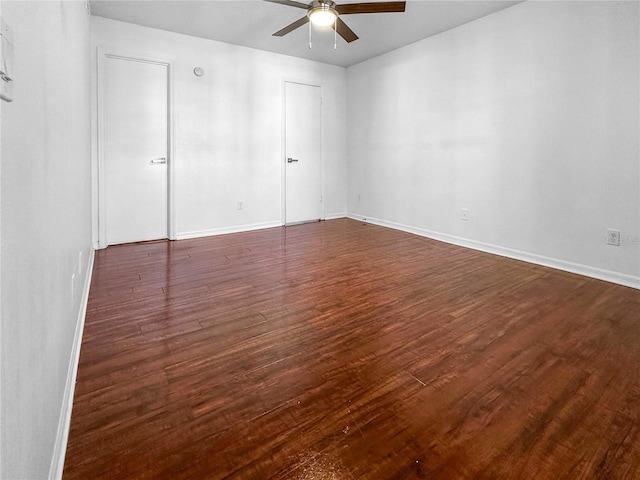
[63,218,640,479]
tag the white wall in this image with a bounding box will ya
[347,1,639,286]
[0,1,93,479]
[0,2,3,475]
[91,17,347,243]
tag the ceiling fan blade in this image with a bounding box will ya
[332,17,359,43]
[273,16,310,36]
[336,1,406,15]
[264,0,310,9]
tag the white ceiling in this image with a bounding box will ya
[89,0,523,67]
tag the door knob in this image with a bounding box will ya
[150,157,167,164]
[287,157,299,163]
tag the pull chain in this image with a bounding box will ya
[334,18,337,49]
[309,20,312,49]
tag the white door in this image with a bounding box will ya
[285,82,322,224]
[103,55,169,245]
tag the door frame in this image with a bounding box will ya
[95,47,175,248]
[281,79,325,225]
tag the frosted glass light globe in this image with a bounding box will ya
[309,7,337,27]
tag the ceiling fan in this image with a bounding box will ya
[265,0,406,44]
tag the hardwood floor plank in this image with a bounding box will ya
[64,219,640,479]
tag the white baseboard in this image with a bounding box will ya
[49,248,95,480]
[347,214,640,290]
[176,221,282,240]
[324,212,347,220]
[173,216,350,241]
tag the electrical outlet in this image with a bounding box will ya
[237,201,244,211]
[607,229,620,246]
[461,208,469,221]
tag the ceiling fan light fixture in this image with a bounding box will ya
[308,3,337,27]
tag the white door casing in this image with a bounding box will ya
[284,81,323,225]
[97,50,174,247]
